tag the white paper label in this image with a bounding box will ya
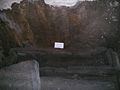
[54,42,64,49]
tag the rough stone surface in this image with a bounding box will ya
[0,0,119,51]
[0,60,40,90]
[0,0,23,10]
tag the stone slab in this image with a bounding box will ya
[0,60,40,90]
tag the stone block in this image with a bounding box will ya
[0,60,40,90]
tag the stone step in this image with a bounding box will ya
[40,66,115,77]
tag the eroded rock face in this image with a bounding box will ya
[0,0,23,10]
[0,0,119,51]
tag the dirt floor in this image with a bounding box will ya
[41,76,116,90]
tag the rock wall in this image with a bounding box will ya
[0,0,119,51]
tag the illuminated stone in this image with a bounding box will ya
[44,0,95,7]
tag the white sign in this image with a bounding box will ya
[54,42,64,49]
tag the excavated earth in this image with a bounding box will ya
[0,0,120,51]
